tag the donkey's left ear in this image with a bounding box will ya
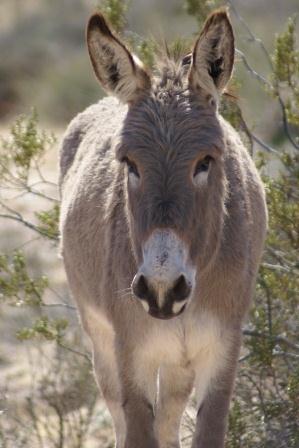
[189,9,234,100]
[87,13,151,104]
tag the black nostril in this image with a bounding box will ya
[132,274,149,300]
[171,275,191,301]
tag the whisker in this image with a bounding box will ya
[115,287,132,295]
[117,292,133,300]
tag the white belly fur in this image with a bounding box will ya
[133,311,231,406]
[83,304,231,408]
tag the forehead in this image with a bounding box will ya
[117,92,224,163]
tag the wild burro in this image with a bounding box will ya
[59,8,267,448]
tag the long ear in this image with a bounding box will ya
[87,13,151,103]
[189,9,234,100]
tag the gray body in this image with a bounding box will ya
[59,10,267,448]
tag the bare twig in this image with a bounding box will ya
[228,0,299,150]
[238,352,253,363]
[25,185,59,203]
[235,49,271,88]
[0,158,58,202]
[0,200,58,241]
[250,132,279,154]
[33,159,58,187]
[5,188,58,203]
[227,0,273,67]
[0,213,51,238]
[243,329,299,352]
[262,262,292,273]
[273,350,299,360]
[26,397,45,448]
[267,247,293,267]
[225,94,279,154]
[12,236,41,251]
[41,303,77,311]
[42,286,76,310]
[58,342,92,365]
[277,95,299,150]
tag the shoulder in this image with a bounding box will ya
[59,97,127,185]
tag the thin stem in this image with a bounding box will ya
[33,159,57,187]
[26,185,59,203]
[243,329,299,352]
[58,341,92,365]
[0,200,58,241]
[228,0,299,150]
[235,49,271,88]
[41,303,77,311]
[0,213,51,238]
[250,132,279,155]
[262,262,292,273]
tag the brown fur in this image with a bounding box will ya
[59,10,267,448]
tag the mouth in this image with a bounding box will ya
[148,303,187,320]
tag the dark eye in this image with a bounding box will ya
[124,158,140,178]
[193,155,213,177]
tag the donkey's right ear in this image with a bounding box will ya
[87,13,151,104]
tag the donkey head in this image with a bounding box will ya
[87,10,234,319]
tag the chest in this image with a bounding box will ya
[136,312,229,370]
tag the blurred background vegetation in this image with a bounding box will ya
[0,0,298,447]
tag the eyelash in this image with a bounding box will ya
[123,157,140,178]
[193,155,213,177]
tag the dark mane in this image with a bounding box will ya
[153,41,192,91]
